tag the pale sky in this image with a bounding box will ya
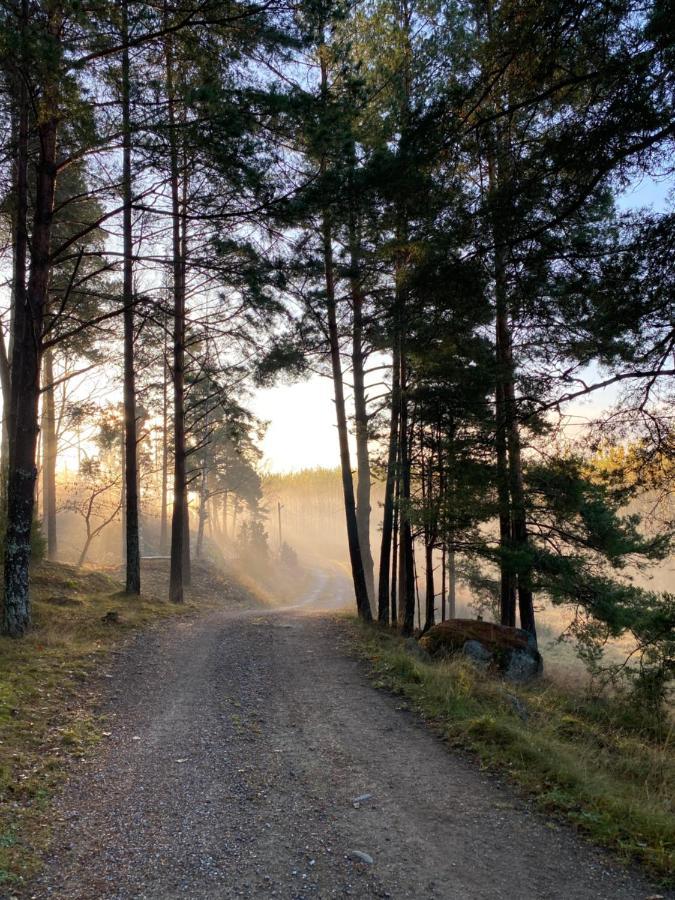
[251,374,345,473]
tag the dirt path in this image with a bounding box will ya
[26,600,668,900]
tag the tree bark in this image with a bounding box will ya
[165,25,187,604]
[180,142,191,586]
[196,469,207,560]
[222,490,229,540]
[377,341,400,623]
[398,356,415,636]
[322,209,371,621]
[494,237,535,638]
[447,548,457,618]
[0,326,11,480]
[495,310,516,626]
[484,0,535,641]
[3,19,58,636]
[390,501,399,624]
[348,216,375,607]
[424,542,435,632]
[3,157,55,631]
[319,49,371,622]
[122,0,141,594]
[42,348,58,559]
[159,344,169,554]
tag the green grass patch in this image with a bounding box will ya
[0,560,200,889]
[351,620,675,882]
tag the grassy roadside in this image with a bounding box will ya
[0,560,203,890]
[351,619,674,882]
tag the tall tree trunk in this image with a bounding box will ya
[322,210,371,621]
[121,0,141,594]
[390,486,399,625]
[222,490,229,540]
[0,327,10,485]
[494,225,535,638]
[196,422,209,560]
[319,48,371,622]
[495,312,516,626]
[377,340,400,623]
[42,348,57,559]
[165,26,187,604]
[232,498,238,539]
[159,345,169,554]
[487,110,517,630]
[447,548,457,618]
[441,545,446,621]
[348,215,375,606]
[180,145,191,586]
[399,355,415,635]
[503,348,537,639]
[484,0,535,640]
[3,40,58,636]
[424,542,435,632]
[0,9,27,506]
[196,468,207,560]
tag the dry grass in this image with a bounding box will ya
[0,558,232,889]
[352,620,675,883]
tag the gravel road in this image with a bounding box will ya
[26,598,669,900]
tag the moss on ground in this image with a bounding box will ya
[351,619,674,882]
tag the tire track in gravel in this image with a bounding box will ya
[25,601,669,900]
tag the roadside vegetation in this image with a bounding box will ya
[354,620,675,882]
[0,559,229,889]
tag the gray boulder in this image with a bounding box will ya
[504,647,543,682]
[462,639,493,670]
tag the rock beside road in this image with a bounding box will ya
[419,619,543,682]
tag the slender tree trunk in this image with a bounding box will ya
[448,548,457,618]
[484,0,535,640]
[196,472,207,560]
[348,215,375,607]
[120,430,126,562]
[196,431,209,559]
[421,424,437,632]
[42,348,57,559]
[5,9,28,480]
[504,360,537,639]
[165,26,187,604]
[424,542,435,632]
[322,211,371,621]
[159,346,169,554]
[180,147,191,586]
[495,317,516,626]
[351,285,375,606]
[0,327,10,484]
[0,29,24,493]
[399,356,415,635]
[377,341,400,623]
[77,531,93,569]
[441,545,446,621]
[495,247,535,638]
[319,49,371,622]
[3,29,58,636]
[487,116,517,629]
[390,488,399,625]
[122,0,141,594]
